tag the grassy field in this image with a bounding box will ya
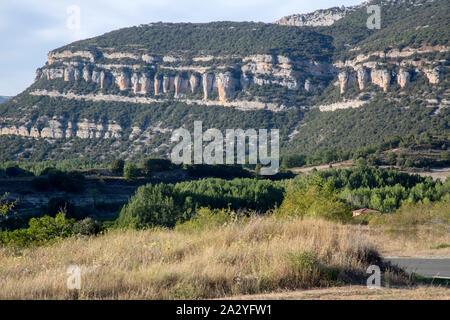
[229,285,450,300]
[0,216,413,299]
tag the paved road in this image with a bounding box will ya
[384,258,450,278]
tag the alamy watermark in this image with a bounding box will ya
[367,5,381,30]
[66,264,81,290]
[170,121,279,175]
[366,265,381,289]
[66,5,81,31]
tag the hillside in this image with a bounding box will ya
[0,0,448,162]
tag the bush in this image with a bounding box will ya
[139,157,172,176]
[118,178,285,228]
[39,168,85,193]
[5,165,31,177]
[278,178,352,222]
[110,159,125,175]
[282,154,307,168]
[72,218,103,236]
[117,183,180,228]
[0,212,75,247]
[124,163,140,182]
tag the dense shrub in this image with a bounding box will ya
[124,163,140,182]
[278,178,352,222]
[72,218,103,236]
[118,178,285,228]
[281,154,307,168]
[4,165,31,177]
[139,158,173,176]
[110,159,125,175]
[0,213,75,247]
[33,168,85,193]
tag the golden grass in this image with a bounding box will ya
[228,285,450,300]
[357,224,450,257]
[0,216,402,300]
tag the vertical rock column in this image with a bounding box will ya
[189,74,200,93]
[202,73,214,100]
[216,72,235,103]
[338,71,350,94]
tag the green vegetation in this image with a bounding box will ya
[0,212,103,247]
[323,0,450,61]
[286,98,449,158]
[31,168,85,193]
[116,166,449,228]
[110,158,125,175]
[59,22,333,61]
[277,178,352,222]
[117,178,285,228]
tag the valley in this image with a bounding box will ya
[0,0,448,302]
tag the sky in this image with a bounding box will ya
[0,0,363,96]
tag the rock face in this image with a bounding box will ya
[338,71,352,94]
[397,69,411,88]
[189,74,200,93]
[0,118,122,140]
[202,73,214,100]
[356,68,369,90]
[36,47,337,105]
[115,70,131,91]
[139,74,153,95]
[371,69,391,92]
[154,76,162,95]
[216,72,235,102]
[277,6,357,27]
[425,67,440,84]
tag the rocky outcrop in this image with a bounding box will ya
[29,89,286,113]
[338,71,352,94]
[277,5,357,27]
[425,67,440,84]
[162,76,171,93]
[40,120,64,139]
[139,74,153,95]
[202,73,214,100]
[38,46,339,107]
[397,69,411,88]
[154,76,162,95]
[216,72,235,102]
[189,74,200,93]
[0,118,122,140]
[115,70,131,91]
[304,79,313,92]
[371,69,391,92]
[48,50,96,64]
[356,68,369,90]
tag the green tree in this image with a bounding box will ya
[110,159,125,175]
[124,163,140,182]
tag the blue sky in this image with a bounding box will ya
[0,0,363,96]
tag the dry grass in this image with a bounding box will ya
[358,225,450,257]
[228,285,450,300]
[0,216,406,300]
